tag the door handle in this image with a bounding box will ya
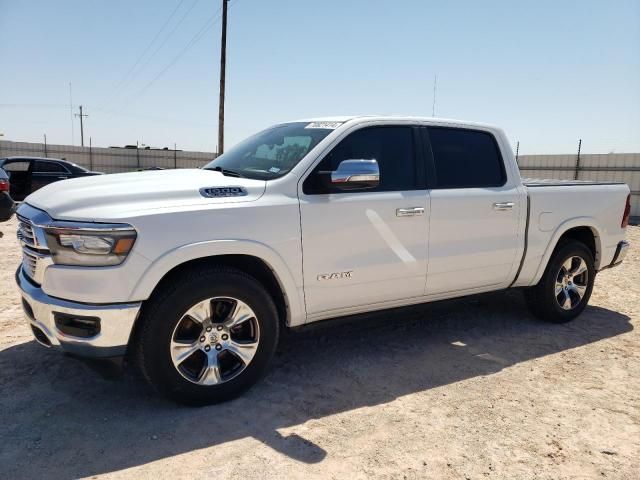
[396,207,425,217]
[57,176,69,180]
[493,202,515,211]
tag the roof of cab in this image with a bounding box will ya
[1,156,65,162]
[296,115,500,130]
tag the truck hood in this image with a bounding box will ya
[25,168,266,221]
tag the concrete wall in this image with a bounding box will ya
[0,140,214,173]
[517,153,640,218]
[2,140,638,218]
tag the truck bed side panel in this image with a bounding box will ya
[513,182,629,287]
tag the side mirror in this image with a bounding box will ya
[330,159,380,190]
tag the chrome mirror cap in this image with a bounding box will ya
[331,159,380,189]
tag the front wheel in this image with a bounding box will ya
[524,241,595,323]
[136,266,280,405]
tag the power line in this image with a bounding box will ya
[128,6,223,100]
[0,103,212,128]
[126,0,201,85]
[105,0,202,106]
[90,105,214,127]
[0,103,69,108]
[108,0,187,97]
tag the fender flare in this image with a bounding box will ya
[530,216,603,286]
[129,239,305,326]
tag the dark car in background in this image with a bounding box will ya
[0,157,103,201]
[0,168,15,221]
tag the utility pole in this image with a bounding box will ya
[217,0,229,155]
[75,105,88,147]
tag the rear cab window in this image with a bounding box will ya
[425,127,506,189]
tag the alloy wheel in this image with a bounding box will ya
[555,256,589,311]
[170,297,260,385]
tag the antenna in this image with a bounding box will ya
[69,82,75,145]
[432,74,437,117]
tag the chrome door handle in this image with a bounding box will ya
[396,207,425,217]
[493,202,514,211]
[57,176,69,180]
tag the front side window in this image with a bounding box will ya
[203,122,334,180]
[304,126,417,194]
[427,127,506,189]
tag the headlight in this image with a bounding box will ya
[44,223,137,266]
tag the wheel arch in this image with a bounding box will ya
[129,240,305,328]
[531,218,602,286]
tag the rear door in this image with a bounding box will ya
[299,125,430,317]
[32,160,70,192]
[1,159,32,201]
[423,126,523,295]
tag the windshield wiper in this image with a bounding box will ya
[205,165,244,178]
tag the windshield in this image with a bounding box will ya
[203,122,336,180]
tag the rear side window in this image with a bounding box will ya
[34,161,68,173]
[427,127,505,188]
[33,160,68,173]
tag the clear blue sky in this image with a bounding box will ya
[1,0,638,154]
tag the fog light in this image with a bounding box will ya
[22,298,35,320]
[53,312,101,338]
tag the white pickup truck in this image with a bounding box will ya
[15,116,631,404]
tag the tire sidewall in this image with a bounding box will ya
[140,269,279,405]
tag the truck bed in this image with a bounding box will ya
[513,179,630,288]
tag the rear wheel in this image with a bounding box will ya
[525,241,595,323]
[136,266,279,405]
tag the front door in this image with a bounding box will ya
[299,125,430,317]
[1,159,32,201]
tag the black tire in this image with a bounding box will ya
[136,265,280,406]
[524,240,595,323]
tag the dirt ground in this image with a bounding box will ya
[0,216,638,480]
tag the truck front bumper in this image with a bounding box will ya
[16,267,141,358]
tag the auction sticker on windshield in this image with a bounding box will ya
[305,122,343,129]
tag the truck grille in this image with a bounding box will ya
[22,249,39,279]
[17,215,37,248]
[16,214,51,285]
